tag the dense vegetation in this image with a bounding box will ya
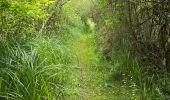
[0,0,169,99]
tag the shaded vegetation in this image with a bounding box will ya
[0,0,170,99]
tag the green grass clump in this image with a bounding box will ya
[0,35,77,99]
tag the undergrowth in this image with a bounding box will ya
[0,35,77,99]
[104,36,170,100]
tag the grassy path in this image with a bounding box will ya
[73,34,108,100]
[75,35,90,100]
[72,34,131,100]
[76,39,87,100]
[63,31,138,100]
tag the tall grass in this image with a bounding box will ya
[105,36,170,99]
[0,35,77,99]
